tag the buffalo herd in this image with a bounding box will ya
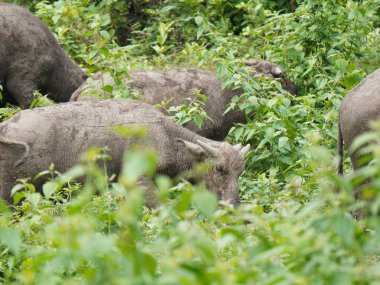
[1,3,378,208]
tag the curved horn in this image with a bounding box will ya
[232,143,242,151]
[239,144,250,157]
[243,59,258,66]
[196,140,220,157]
[271,66,283,76]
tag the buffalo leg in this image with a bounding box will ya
[136,176,158,208]
[6,76,37,109]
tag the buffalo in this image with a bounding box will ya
[0,99,249,206]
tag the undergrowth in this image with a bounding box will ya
[0,0,380,283]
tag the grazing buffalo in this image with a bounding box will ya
[0,3,87,108]
[71,60,297,140]
[0,99,249,206]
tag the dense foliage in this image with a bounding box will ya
[1,0,380,284]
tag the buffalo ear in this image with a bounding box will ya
[176,139,206,161]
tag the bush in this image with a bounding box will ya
[1,0,380,283]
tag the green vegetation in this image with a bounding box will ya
[1,0,380,283]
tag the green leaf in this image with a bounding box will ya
[100,30,111,40]
[12,192,25,205]
[111,182,126,195]
[152,45,162,54]
[33,170,50,181]
[194,16,203,25]
[59,165,86,183]
[335,58,348,75]
[193,114,203,129]
[43,181,61,199]
[111,125,148,138]
[344,75,361,89]
[197,26,205,40]
[267,98,278,108]
[141,251,158,275]
[332,214,355,246]
[101,84,114,94]
[122,150,157,181]
[100,15,111,26]
[0,228,22,256]
[349,132,378,155]
[11,184,26,197]
[0,199,9,214]
[52,14,61,24]
[25,193,41,207]
[315,77,328,89]
[99,47,110,56]
[232,127,244,140]
[192,191,218,219]
[278,137,289,149]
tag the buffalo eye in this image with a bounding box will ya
[215,165,227,174]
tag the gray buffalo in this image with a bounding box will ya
[71,60,297,140]
[0,99,249,206]
[0,3,87,108]
[338,68,380,173]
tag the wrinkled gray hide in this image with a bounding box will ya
[71,60,297,140]
[338,68,380,173]
[0,99,249,206]
[0,3,86,109]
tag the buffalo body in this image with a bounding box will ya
[0,3,86,108]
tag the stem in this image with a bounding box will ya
[103,157,111,236]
